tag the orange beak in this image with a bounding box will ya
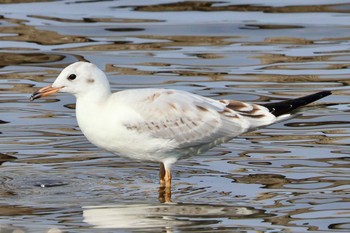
[30,85,62,101]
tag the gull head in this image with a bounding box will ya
[30,62,111,101]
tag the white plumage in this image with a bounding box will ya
[49,62,276,162]
[31,61,330,194]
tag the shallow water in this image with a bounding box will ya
[1,0,350,232]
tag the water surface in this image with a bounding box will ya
[0,0,349,232]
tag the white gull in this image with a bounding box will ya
[30,62,331,191]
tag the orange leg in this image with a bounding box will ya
[159,162,172,203]
[159,162,172,187]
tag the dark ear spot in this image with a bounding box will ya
[87,79,95,83]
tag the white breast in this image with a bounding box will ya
[75,95,178,162]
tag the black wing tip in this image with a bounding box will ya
[301,90,332,105]
[317,90,332,98]
[262,90,332,117]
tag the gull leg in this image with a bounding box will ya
[159,162,166,187]
[159,162,172,203]
[159,186,171,203]
[159,162,172,187]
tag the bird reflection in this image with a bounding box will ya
[83,203,263,230]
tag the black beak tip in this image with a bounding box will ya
[30,92,40,101]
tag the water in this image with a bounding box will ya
[1,0,350,232]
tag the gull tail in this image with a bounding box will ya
[262,91,332,118]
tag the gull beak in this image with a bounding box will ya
[30,85,62,101]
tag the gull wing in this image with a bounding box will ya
[116,89,275,149]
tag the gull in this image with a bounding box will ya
[30,62,331,192]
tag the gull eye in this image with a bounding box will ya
[67,74,76,81]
